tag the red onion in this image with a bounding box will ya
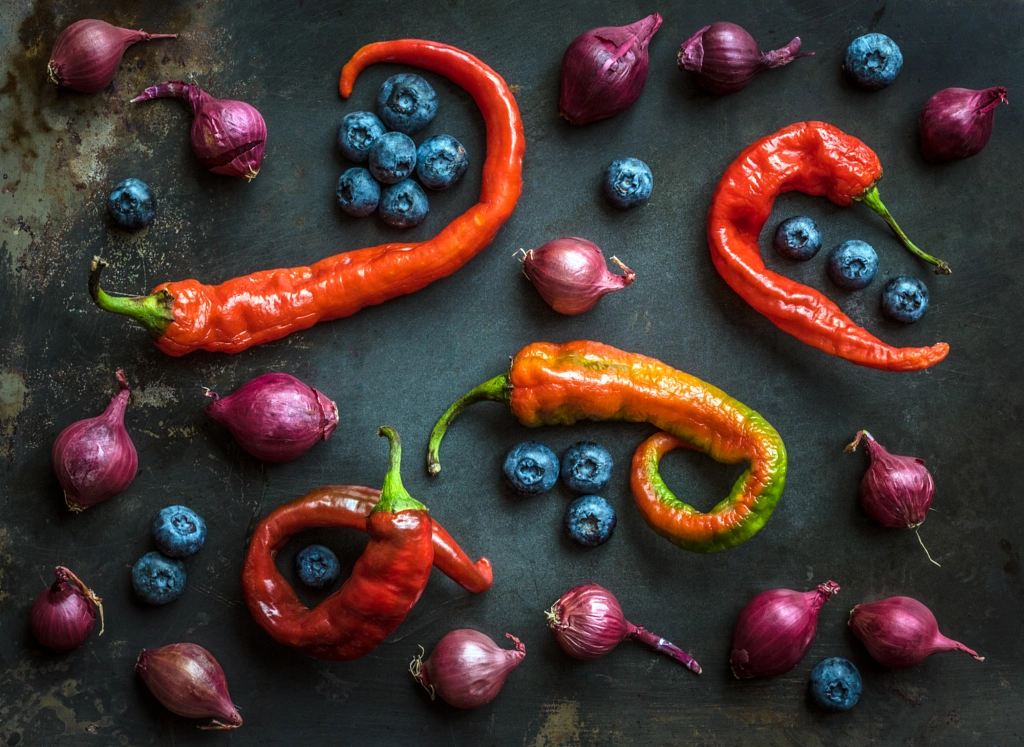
[410,630,525,709]
[30,566,104,652]
[546,583,701,673]
[849,596,984,669]
[559,13,663,125]
[729,581,839,678]
[846,430,940,566]
[136,643,242,729]
[677,22,810,96]
[205,372,338,463]
[520,237,635,315]
[919,86,1008,163]
[47,19,176,94]
[131,81,267,180]
[52,369,138,512]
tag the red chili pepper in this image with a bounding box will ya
[709,121,950,372]
[89,40,524,356]
[242,428,491,660]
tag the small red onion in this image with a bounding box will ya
[846,430,940,567]
[546,583,701,673]
[205,372,338,463]
[730,581,839,678]
[52,369,138,512]
[131,81,267,180]
[520,238,635,315]
[136,643,242,729]
[849,596,984,669]
[30,566,104,652]
[47,19,176,93]
[919,86,1008,163]
[677,22,810,96]
[559,13,663,125]
[410,630,525,709]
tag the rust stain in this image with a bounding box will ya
[529,699,584,747]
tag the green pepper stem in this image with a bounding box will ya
[374,426,427,514]
[427,373,511,476]
[856,186,952,274]
[88,257,175,338]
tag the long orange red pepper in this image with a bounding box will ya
[242,429,492,661]
[708,121,950,372]
[428,341,787,553]
[89,40,524,356]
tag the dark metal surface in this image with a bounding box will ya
[2,0,1022,744]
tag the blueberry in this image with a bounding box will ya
[561,441,613,493]
[152,505,206,558]
[564,495,617,547]
[602,158,653,209]
[774,216,822,261]
[296,544,340,588]
[337,111,386,162]
[881,275,930,323]
[336,167,381,217]
[827,240,878,289]
[376,73,438,135]
[809,657,862,712]
[368,131,417,185]
[378,179,429,228]
[503,441,559,496]
[132,552,186,605]
[844,33,903,90]
[107,178,155,229]
[415,135,469,191]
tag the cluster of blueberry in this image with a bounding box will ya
[336,74,469,227]
[774,216,930,324]
[130,505,207,605]
[503,440,618,547]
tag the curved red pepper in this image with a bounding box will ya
[89,39,525,356]
[242,429,490,660]
[708,121,950,372]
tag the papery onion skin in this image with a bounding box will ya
[48,19,177,93]
[546,583,701,672]
[730,581,839,679]
[521,237,635,315]
[919,86,1008,163]
[849,596,984,669]
[131,81,267,180]
[411,630,525,709]
[559,13,663,125]
[846,430,933,529]
[30,567,103,652]
[205,372,338,463]
[136,643,242,729]
[677,22,808,96]
[52,369,138,512]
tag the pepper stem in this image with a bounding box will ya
[427,373,512,475]
[89,258,174,338]
[373,427,427,514]
[856,185,952,274]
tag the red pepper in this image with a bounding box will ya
[708,121,950,372]
[242,428,491,660]
[89,40,525,356]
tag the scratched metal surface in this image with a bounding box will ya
[1,0,1022,744]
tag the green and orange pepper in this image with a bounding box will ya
[428,340,787,553]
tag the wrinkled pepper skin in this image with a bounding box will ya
[428,341,787,553]
[242,429,490,660]
[90,40,524,356]
[708,121,949,372]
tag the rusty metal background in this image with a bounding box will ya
[2,0,1023,744]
